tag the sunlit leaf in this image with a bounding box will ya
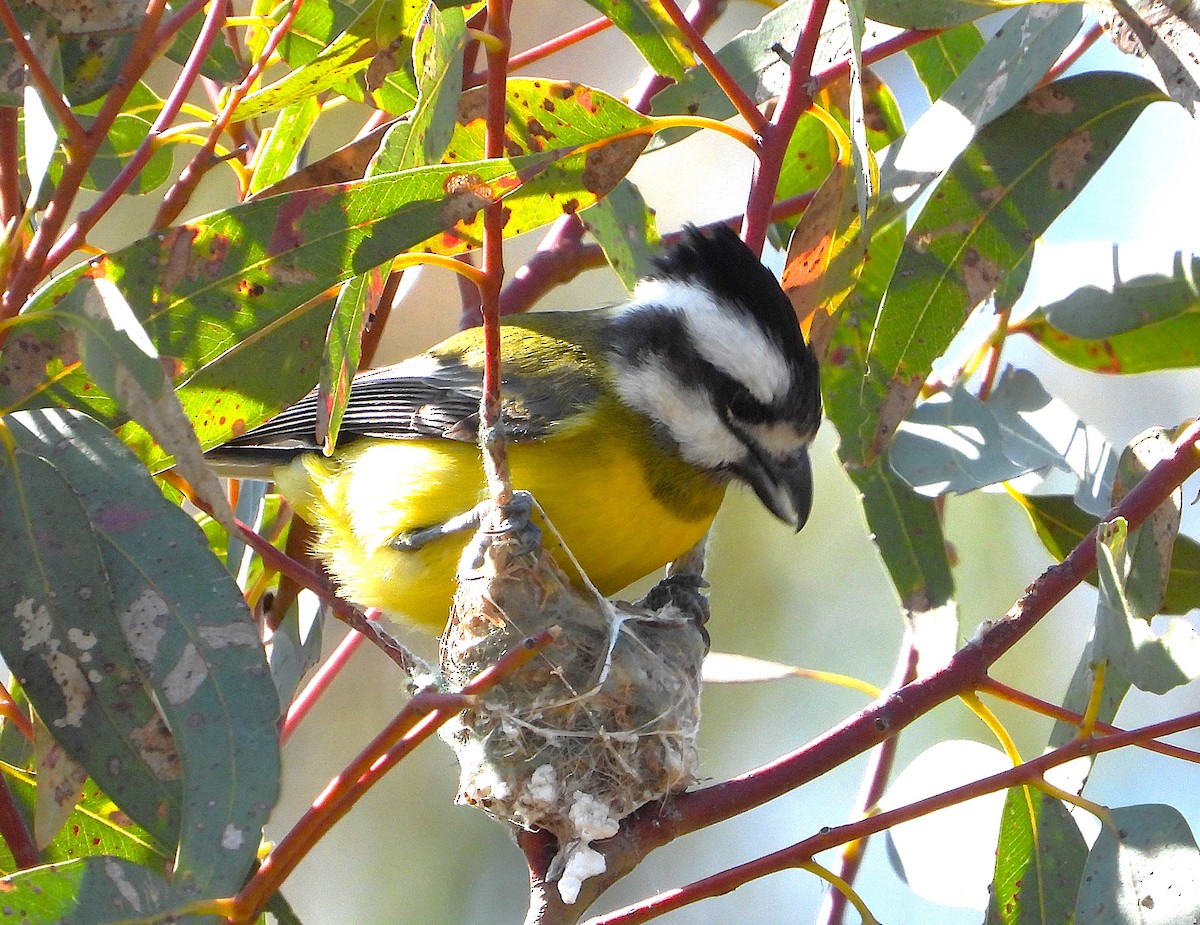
[248,97,321,195]
[1,410,281,899]
[232,0,424,121]
[580,179,660,292]
[579,0,693,80]
[985,788,1088,925]
[0,855,177,922]
[1074,805,1200,924]
[907,21,985,102]
[7,144,639,468]
[869,72,1164,455]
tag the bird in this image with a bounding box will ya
[206,225,822,633]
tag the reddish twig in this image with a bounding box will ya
[228,628,557,924]
[0,678,31,742]
[479,0,514,503]
[0,773,36,869]
[593,707,1200,924]
[281,610,380,744]
[507,16,612,72]
[1040,19,1105,86]
[152,0,306,229]
[0,106,20,227]
[980,677,1200,764]
[0,0,84,146]
[43,0,229,270]
[658,0,768,134]
[742,0,832,254]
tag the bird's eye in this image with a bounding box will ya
[726,386,763,422]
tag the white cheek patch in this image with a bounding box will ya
[630,278,792,404]
[745,419,812,456]
[612,357,744,469]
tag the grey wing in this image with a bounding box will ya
[213,352,601,459]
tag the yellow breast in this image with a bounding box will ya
[275,407,727,632]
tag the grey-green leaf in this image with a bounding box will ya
[1074,804,1200,924]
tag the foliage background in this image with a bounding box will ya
[1,0,1199,922]
[255,8,1200,924]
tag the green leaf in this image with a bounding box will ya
[1095,518,1200,695]
[889,369,1117,510]
[1040,249,1200,338]
[1074,805,1200,924]
[247,97,321,195]
[1022,312,1200,374]
[0,769,170,872]
[986,788,1088,925]
[868,72,1164,454]
[319,267,383,451]
[232,0,424,121]
[1015,494,1200,617]
[844,0,874,227]
[579,179,659,292]
[876,5,1086,226]
[1,410,281,901]
[865,0,1051,29]
[825,217,955,644]
[579,0,692,79]
[821,218,904,468]
[55,277,235,529]
[0,441,182,847]
[7,146,635,465]
[1021,247,1200,373]
[0,855,178,923]
[849,459,956,624]
[907,22,985,102]
[443,79,652,162]
[369,2,466,171]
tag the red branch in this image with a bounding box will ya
[479,0,514,502]
[151,0,306,229]
[548,422,1200,915]
[0,774,36,869]
[742,0,832,254]
[43,0,229,270]
[1,0,170,318]
[595,708,1200,924]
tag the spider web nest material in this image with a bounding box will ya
[439,494,708,904]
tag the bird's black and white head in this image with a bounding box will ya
[607,225,822,530]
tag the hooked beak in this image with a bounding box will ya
[737,446,814,531]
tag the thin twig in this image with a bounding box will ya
[45,0,228,268]
[658,0,768,134]
[816,632,918,925]
[742,0,832,253]
[228,628,557,924]
[0,0,84,145]
[591,707,1200,924]
[151,0,306,229]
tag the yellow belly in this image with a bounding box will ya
[276,423,727,632]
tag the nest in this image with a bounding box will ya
[439,494,708,904]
